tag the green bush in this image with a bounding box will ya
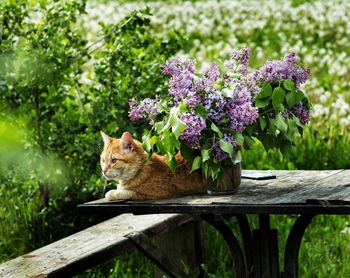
[0,0,185,261]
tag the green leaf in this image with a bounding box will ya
[262,135,274,150]
[180,144,193,161]
[272,87,285,112]
[191,156,202,172]
[259,81,272,98]
[211,122,223,138]
[273,114,288,134]
[167,153,176,174]
[202,162,209,179]
[219,139,234,158]
[259,117,267,131]
[161,106,178,133]
[235,133,244,146]
[163,131,179,154]
[155,121,165,132]
[222,87,234,98]
[170,114,186,140]
[220,117,229,124]
[255,97,270,108]
[295,90,306,103]
[150,136,157,149]
[283,79,295,92]
[179,103,188,113]
[269,120,277,136]
[210,163,221,181]
[142,132,151,152]
[286,117,299,141]
[286,92,296,109]
[244,135,255,149]
[156,138,166,154]
[233,149,242,163]
[195,104,207,117]
[201,149,210,163]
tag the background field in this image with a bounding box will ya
[1,0,350,276]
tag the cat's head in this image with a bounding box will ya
[100,131,145,181]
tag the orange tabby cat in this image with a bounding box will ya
[100,131,206,201]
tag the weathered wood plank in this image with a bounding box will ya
[78,170,350,215]
[257,169,346,204]
[297,170,350,202]
[0,213,192,278]
[247,170,345,204]
[82,171,304,207]
[151,170,342,205]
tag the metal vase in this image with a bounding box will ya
[205,163,242,195]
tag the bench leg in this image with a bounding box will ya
[126,221,205,278]
[153,221,206,278]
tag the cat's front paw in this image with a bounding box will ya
[105,189,130,201]
[105,190,121,201]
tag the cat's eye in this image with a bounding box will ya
[111,158,118,164]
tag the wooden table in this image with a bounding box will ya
[78,170,350,278]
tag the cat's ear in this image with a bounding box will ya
[121,132,134,151]
[100,131,111,146]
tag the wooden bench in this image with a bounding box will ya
[0,213,204,278]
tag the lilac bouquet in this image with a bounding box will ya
[129,49,311,181]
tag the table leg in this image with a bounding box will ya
[203,214,315,278]
[204,215,247,277]
[254,215,279,278]
[282,214,316,278]
[236,215,253,273]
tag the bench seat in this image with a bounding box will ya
[0,213,192,278]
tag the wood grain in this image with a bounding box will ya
[84,170,350,206]
[0,214,191,278]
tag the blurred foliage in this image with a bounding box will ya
[243,125,350,170]
[0,0,185,262]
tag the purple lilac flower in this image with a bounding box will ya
[213,134,237,162]
[184,91,201,108]
[284,52,300,64]
[204,85,259,132]
[231,48,252,66]
[223,74,233,84]
[162,57,181,76]
[226,48,252,76]
[291,103,310,124]
[294,67,311,86]
[163,58,202,105]
[226,98,259,132]
[254,53,311,87]
[201,63,220,91]
[168,71,194,102]
[182,59,197,74]
[179,113,206,148]
[128,97,159,125]
[203,91,226,121]
[237,74,261,97]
